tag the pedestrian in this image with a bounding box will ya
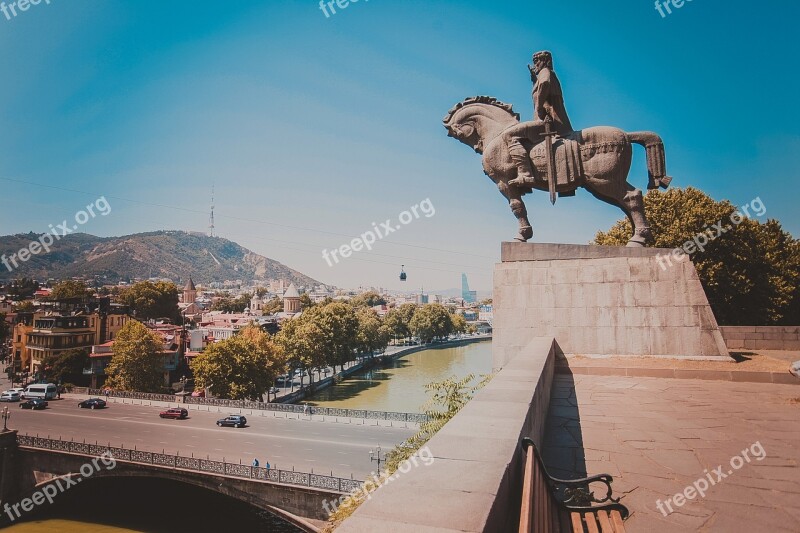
[265,461,270,471]
[252,458,259,467]
[303,403,308,415]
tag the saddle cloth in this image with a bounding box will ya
[529,135,583,188]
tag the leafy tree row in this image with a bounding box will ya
[102,299,472,399]
[384,302,467,343]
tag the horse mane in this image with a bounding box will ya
[442,96,520,126]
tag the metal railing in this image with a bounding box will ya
[86,388,176,402]
[76,388,428,423]
[183,397,429,424]
[17,434,362,494]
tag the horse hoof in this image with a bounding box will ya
[516,226,533,242]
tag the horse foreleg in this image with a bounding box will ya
[498,182,533,242]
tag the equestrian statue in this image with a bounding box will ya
[443,51,672,246]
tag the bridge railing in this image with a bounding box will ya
[85,388,176,402]
[17,434,362,494]
[183,397,429,424]
[77,388,428,423]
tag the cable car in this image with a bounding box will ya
[399,265,407,281]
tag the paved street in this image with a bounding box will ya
[8,397,415,479]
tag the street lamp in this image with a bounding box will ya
[2,406,10,432]
[369,446,386,471]
[180,375,187,394]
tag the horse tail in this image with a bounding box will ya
[627,131,672,189]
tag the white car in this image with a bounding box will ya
[9,388,26,396]
[0,391,21,402]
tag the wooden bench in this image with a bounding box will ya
[519,437,629,533]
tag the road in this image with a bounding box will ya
[8,398,415,479]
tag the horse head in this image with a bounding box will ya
[443,96,520,154]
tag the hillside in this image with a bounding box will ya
[0,230,323,287]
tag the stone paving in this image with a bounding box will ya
[543,373,800,532]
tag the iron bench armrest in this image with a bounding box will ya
[521,437,623,507]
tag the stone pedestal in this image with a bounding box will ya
[493,243,730,369]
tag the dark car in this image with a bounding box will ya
[216,415,247,428]
[160,407,188,419]
[78,398,107,409]
[20,399,48,410]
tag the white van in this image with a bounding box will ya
[23,383,58,400]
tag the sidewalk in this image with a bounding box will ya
[63,392,418,429]
[544,374,800,532]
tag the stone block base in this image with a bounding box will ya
[493,243,730,369]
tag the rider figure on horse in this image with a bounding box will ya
[506,50,572,187]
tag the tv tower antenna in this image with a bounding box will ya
[209,184,216,237]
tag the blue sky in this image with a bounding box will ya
[1,0,797,291]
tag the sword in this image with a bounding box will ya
[542,117,558,205]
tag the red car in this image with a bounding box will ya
[159,407,188,419]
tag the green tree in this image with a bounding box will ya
[13,301,34,313]
[8,278,38,300]
[594,187,800,325]
[211,293,251,313]
[309,302,359,372]
[350,291,386,308]
[42,348,90,386]
[118,281,180,321]
[0,313,10,344]
[299,293,315,310]
[384,303,416,340]
[409,303,453,343]
[355,307,391,358]
[261,296,284,315]
[50,280,92,300]
[276,317,325,386]
[450,313,468,334]
[191,325,287,400]
[104,321,165,392]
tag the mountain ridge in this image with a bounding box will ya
[0,230,323,287]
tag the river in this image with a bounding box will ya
[308,339,492,413]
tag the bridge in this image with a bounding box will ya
[0,391,418,530]
[1,431,358,530]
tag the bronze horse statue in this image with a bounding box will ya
[443,96,672,246]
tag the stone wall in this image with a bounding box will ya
[720,326,800,351]
[494,243,730,368]
[0,431,20,527]
[337,337,557,532]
